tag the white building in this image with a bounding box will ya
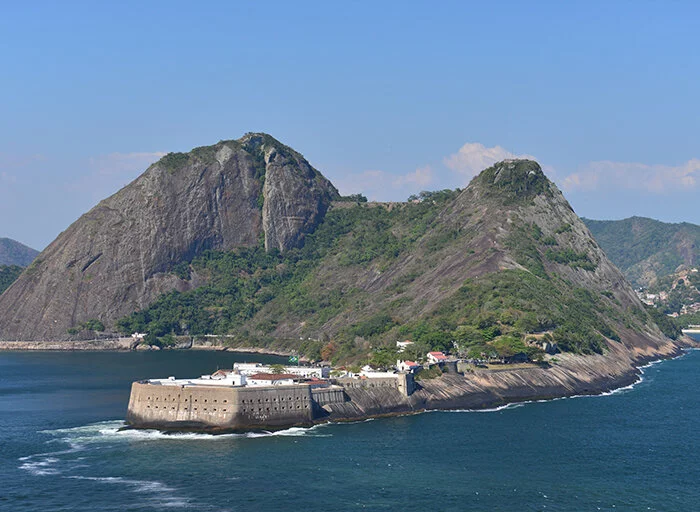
[396,340,414,353]
[246,373,298,387]
[426,351,448,364]
[396,360,421,372]
[150,370,246,387]
[233,363,330,379]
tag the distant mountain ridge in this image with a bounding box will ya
[0,238,38,267]
[583,216,700,287]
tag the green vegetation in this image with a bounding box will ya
[116,192,459,351]
[545,248,597,271]
[337,194,368,203]
[420,270,614,355]
[584,216,700,287]
[415,365,443,381]
[472,160,553,204]
[159,152,190,173]
[646,306,682,340]
[67,318,105,335]
[113,177,647,361]
[0,265,23,295]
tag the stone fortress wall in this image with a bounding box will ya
[126,373,414,431]
[127,382,319,430]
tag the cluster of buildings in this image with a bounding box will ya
[149,362,334,390]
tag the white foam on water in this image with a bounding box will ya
[36,419,331,448]
[68,476,191,509]
[18,456,61,476]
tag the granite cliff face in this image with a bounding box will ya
[0,134,338,340]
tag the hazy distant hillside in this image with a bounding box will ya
[0,238,38,267]
[583,217,700,288]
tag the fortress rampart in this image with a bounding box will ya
[126,382,318,430]
[126,372,414,432]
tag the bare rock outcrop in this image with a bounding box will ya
[0,133,338,340]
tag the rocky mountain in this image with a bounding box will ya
[0,238,38,267]
[0,135,674,363]
[114,159,671,361]
[0,133,338,340]
[583,216,700,288]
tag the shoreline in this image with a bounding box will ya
[124,337,698,434]
[4,336,698,433]
[0,339,304,359]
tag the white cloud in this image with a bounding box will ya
[443,142,536,181]
[561,159,700,194]
[334,165,436,201]
[392,165,433,187]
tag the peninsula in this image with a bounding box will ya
[1,134,695,429]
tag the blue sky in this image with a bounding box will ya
[1,1,699,249]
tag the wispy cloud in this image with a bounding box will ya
[443,142,536,181]
[392,165,433,187]
[335,165,436,201]
[561,159,700,194]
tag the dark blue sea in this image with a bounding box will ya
[1,349,699,511]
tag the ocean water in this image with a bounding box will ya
[1,349,699,511]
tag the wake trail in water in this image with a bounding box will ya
[18,419,328,510]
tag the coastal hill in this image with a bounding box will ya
[583,216,700,288]
[0,135,676,365]
[0,134,338,341]
[0,238,38,267]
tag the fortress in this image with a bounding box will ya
[125,366,415,432]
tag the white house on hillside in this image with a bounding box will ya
[396,360,421,372]
[426,351,448,364]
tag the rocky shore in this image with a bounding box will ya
[323,337,698,423]
[4,335,697,430]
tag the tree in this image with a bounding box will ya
[321,341,337,361]
[269,364,287,374]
